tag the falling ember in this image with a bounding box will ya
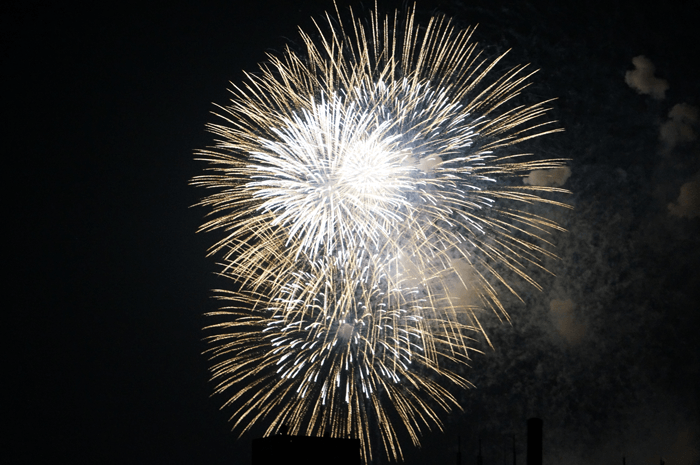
[192,2,570,462]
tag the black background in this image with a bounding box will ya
[8,0,699,464]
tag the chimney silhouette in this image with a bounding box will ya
[477,438,483,465]
[526,418,542,465]
[457,436,462,465]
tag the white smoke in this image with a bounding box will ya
[548,298,586,345]
[625,56,669,100]
[523,166,572,187]
[660,103,699,149]
[668,171,700,219]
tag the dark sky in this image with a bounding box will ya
[9,0,699,464]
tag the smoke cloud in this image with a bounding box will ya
[548,299,586,345]
[660,103,699,149]
[625,56,669,100]
[523,167,572,187]
[668,172,700,218]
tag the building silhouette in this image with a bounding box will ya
[252,432,361,465]
[526,418,543,465]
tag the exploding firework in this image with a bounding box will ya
[193,3,569,462]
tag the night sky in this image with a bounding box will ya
[10,0,699,464]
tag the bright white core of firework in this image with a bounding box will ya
[247,81,477,260]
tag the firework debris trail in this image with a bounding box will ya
[192,3,570,462]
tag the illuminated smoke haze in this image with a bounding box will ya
[403,2,700,465]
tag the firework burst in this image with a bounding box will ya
[193,3,569,462]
